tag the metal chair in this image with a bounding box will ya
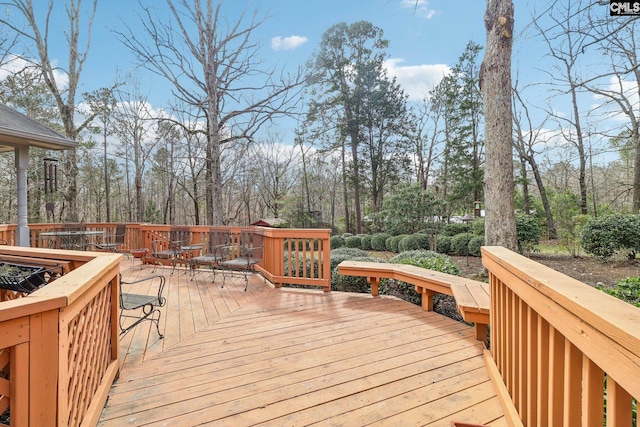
[190,228,231,282]
[119,273,166,339]
[87,223,126,252]
[218,231,264,291]
[150,226,189,273]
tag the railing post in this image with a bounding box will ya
[29,310,59,425]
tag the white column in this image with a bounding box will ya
[15,145,30,247]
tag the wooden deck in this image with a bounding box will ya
[99,259,507,426]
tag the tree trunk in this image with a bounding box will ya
[633,131,640,212]
[341,138,350,233]
[482,0,517,250]
[530,154,557,239]
[519,157,530,215]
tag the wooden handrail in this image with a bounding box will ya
[482,246,639,426]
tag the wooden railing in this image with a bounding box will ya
[482,246,639,427]
[133,224,331,291]
[0,223,332,291]
[0,245,121,426]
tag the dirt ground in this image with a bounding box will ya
[452,251,640,289]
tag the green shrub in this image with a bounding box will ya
[283,252,319,279]
[330,235,345,249]
[342,232,353,239]
[413,233,431,250]
[284,238,312,251]
[516,214,541,254]
[360,234,372,250]
[329,247,370,271]
[371,233,391,251]
[582,214,640,259]
[443,223,471,237]
[380,250,460,305]
[418,223,442,237]
[388,250,460,275]
[345,235,362,249]
[436,235,452,254]
[597,277,640,307]
[389,234,407,253]
[450,233,474,255]
[331,255,382,293]
[385,236,395,252]
[468,235,485,257]
[472,218,485,236]
[398,235,421,251]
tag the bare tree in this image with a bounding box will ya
[581,11,640,212]
[413,96,443,190]
[481,0,517,250]
[1,0,98,221]
[533,0,592,215]
[253,133,299,219]
[113,87,160,222]
[512,84,557,238]
[118,0,304,225]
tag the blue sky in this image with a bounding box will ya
[4,0,623,162]
[80,0,494,105]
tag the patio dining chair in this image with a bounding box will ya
[119,273,166,339]
[218,231,265,291]
[87,223,126,253]
[190,228,231,282]
[150,226,190,273]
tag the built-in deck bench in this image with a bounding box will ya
[337,260,490,341]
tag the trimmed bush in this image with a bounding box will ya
[345,235,362,249]
[516,214,541,254]
[413,233,431,250]
[329,247,370,271]
[472,218,485,236]
[388,250,460,275]
[360,234,372,250]
[443,223,471,237]
[398,235,421,251]
[581,214,640,259]
[331,255,382,293]
[283,252,319,279]
[380,250,460,305]
[371,233,391,251]
[468,235,485,257]
[385,236,395,252]
[330,235,345,249]
[450,233,474,255]
[436,235,452,254]
[389,234,407,253]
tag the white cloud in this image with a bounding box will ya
[383,58,450,101]
[401,0,437,19]
[271,35,308,51]
[0,54,69,89]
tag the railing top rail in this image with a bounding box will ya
[482,246,640,352]
[482,246,640,397]
[0,246,122,309]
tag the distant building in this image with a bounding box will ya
[250,218,288,228]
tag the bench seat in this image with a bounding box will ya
[337,260,490,341]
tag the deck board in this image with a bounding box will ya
[99,259,505,426]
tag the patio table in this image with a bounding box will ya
[40,230,104,250]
